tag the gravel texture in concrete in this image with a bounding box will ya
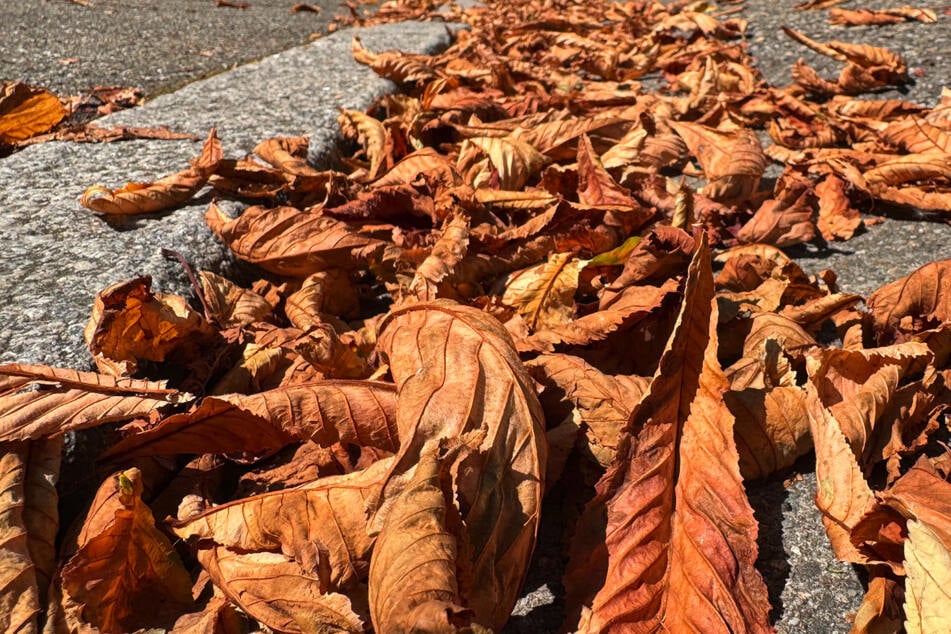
[0,0,352,98]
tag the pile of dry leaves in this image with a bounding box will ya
[2,0,949,632]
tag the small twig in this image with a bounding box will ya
[160,248,215,324]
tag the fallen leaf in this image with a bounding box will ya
[61,468,194,632]
[0,82,67,145]
[101,380,399,461]
[80,128,222,214]
[0,363,187,441]
[372,300,546,630]
[84,276,217,377]
[564,234,772,632]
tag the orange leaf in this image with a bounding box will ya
[0,363,187,441]
[173,459,393,633]
[867,259,951,341]
[0,82,66,144]
[102,380,399,461]
[564,233,772,632]
[502,252,580,332]
[198,270,273,328]
[372,301,546,630]
[84,276,217,377]
[368,441,482,631]
[528,353,647,468]
[816,174,862,241]
[669,121,765,203]
[0,442,43,632]
[80,128,222,214]
[206,202,389,277]
[61,469,194,632]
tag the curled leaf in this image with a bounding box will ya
[80,128,222,214]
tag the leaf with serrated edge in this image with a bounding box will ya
[101,380,399,461]
[564,233,772,632]
[0,364,186,442]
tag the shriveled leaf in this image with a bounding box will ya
[816,174,862,241]
[0,442,42,633]
[339,109,389,181]
[173,459,397,633]
[727,384,812,480]
[171,596,244,634]
[199,270,273,328]
[102,380,399,461]
[872,459,951,634]
[669,121,765,204]
[524,277,680,352]
[851,574,903,634]
[369,441,484,631]
[194,547,366,633]
[206,202,389,277]
[736,174,816,247]
[20,438,60,606]
[502,252,580,332]
[80,128,222,214]
[564,234,772,632]
[84,276,216,377]
[457,136,550,191]
[903,519,951,633]
[408,212,470,302]
[61,468,193,632]
[285,269,361,327]
[372,300,546,630]
[804,355,878,563]
[0,363,187,441]
[867,259,951,341]
[351,37,438,83]
[0,81,67,144]
[528,354,647,468]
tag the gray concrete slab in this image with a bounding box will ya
[0,21,453,370]
[0,0,353,98]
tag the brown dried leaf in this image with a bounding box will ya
[0,363,186,441]
[171,596,244,634]
[880,458,951,633]
[206,202,389,277]
[102,380,399,461]
[339,109,389,181]
[528,354,647,468]
[408,212,470,302]
[816,174,862,241]
[351,37,438,83]
[524,277,680,352]
[502,252,580,332]
[199,270,273,328]
[867,259,951,340]
[564,234,772,632]
[84,276,216,377]
[373,301,546,630]
[736,174,817,247]
[173,459,394,633]
[0,442,42,633]
[727,384,812,481]
[368,441,484,631]
[0,81,66,144]
[828,7,937,27]
[457,135,550,191]
[61,468,193,632]
[285,269,362,327]
[80,128,222,214]
[669,121,765,204]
